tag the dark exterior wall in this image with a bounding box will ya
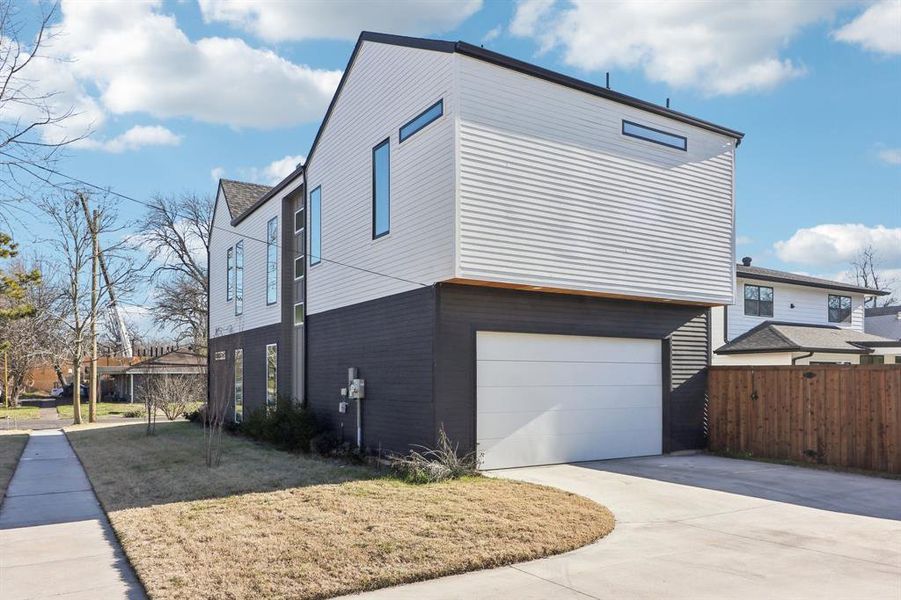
[305,286,436,453]
[208,322,289,419]
[433,283,711,453]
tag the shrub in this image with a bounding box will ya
[390,427,480,484]
[186,405,206,424]
[241,397,319,453]
[310,431,340,455]
[122,408,145,418]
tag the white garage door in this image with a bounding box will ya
[477,331,663,470]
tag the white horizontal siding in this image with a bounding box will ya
[726,278,866,340]
[209,189,283,338]
[456,54,736,305]
[305,41,456,315]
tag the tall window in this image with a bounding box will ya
[234,241,244,316]
[226,247,233,301]
[294,302,304,326]
[372,139,390,238]
[310,186,321,265]
[828,294,852,323]
[294,208,304,234]
[234,348,243,423]
[266,217,278,305]
[266,343,277,408]
[294,256,305,280]
[744,284,774,317]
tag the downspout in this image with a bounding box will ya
[791,352,813,365]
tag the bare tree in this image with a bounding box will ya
[137,193,212,352]
[0,1,88,219]
[852,246,897,307]
[147,374,205,422]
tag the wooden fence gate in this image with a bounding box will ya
[708,365,901,474]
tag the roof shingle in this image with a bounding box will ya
[219,179,273,221]
[715,321,900,355]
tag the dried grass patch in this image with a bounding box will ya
[67,422,614,600]
[0,432,28,499]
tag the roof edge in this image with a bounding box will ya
[737,270,888,296]
[230,166,304,226]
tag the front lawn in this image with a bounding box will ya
[0,432,29,499]
[0,405,40,420]
[66,422,614,600]
[57,401,144,420]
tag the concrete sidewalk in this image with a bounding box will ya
[0,430,145,599]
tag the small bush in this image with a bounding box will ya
[310,431,340,455]
[122,408,145,418]
[186,404,207,424]
[390,427,480,484]
[241,397,319,453]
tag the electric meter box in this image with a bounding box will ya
[349,379,365,400]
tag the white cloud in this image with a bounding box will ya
[210,166,226,182]
[482,25,503,44]
[877,148,901,166]
[76,125,182,153]
[509,0,844,95]
[833,0,901,55]
[774,224,901,267]
[198,0,482,42]
[241,154,305,185]
[4,0,342,145]
[736,235,754,245]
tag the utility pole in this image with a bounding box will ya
[89,209,99,423]
[3,349,7,409]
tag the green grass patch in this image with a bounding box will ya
[57,402,144,420]
[0,405,40,420]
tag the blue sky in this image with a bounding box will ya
[8,0,901,314]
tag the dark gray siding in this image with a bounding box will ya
[668,311,710,450]
[306,286,436,452]
[433,283,710,453]
[208,322,289,419]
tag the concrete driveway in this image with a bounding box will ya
[343,454,901,600]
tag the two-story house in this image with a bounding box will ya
[711,257,899,365]
[209,32,744,470]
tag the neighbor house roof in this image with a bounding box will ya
[219,179,273,221]
[866,305,901,317]
[123,351,207,375]
[715,321,900,355]
[736,264,888,296]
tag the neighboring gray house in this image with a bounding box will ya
[866,305,901,340]
[209,31,745,470]
[103,350,206,404]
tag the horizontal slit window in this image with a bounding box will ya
[622,120,687,151]
[399,99,443,143]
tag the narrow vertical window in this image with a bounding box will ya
[234,348,243,423]
[294,208,304,234]
[372,139,390,238]
[234,241,244,316]
[266,343,277,408]
[294,302,304,326]
[226,247,233,301]
[310,186,321,265]
[294,256,305,280]
[266,217,278,305]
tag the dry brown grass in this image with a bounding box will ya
[0,431,29,499]
[67,422,614,600]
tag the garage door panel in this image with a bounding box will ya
[478,360,661,388]
[476,331,664,470]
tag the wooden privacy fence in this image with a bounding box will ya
[708,365,901,474]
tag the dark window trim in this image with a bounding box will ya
[743,283,774,317]
[265,343,277,408]
[828,293,853,323]
[226,246,233,301]
[372,138,390,239]
[234,348,243,423]
[399,99,443,143]
[622,119,687,151]
[266,216,278,306]
[310,186,321,266]
[234,240,244,316]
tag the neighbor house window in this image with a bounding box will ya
[234,241,244,316]
[294,256,304,280]
[226,247,233,301]
[828,294,852,323]
[860,355,884,365]
[372,139,390,238]
[310,186,321,265]
[399,99,443,142]
[266,217,278,305]
[234,348,243,423]
[294,302,304,326]
[265,343,277,408]
[622,120,687,151]
[744,284,774,317]
[294,208,304,234]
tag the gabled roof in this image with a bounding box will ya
[715,321,900,355]
[736,264,888,296]
[219,179,273,221]
[866,305,901,317]
[125,350,207,375]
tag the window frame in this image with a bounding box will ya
[294,207,304,234]
[293,302,305,326]
[622,120,687,151]
[266,216,278,306]
[310,186,321,266]
[828,294,853,323]
[372,138,391,239]
[294,255,305,280]
[265,343,277,409]
[226,247,233,301]
[234,348,243,423]
[743,284,774,318]
[399,99,443,143]
[234,240,244,316]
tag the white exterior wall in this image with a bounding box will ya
[455,54,736,305]
[209,189,283,338]
[726,278,866,340]
[866,313,901,340]
[305,41,456,315]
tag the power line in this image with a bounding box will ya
[2,153,430,288]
